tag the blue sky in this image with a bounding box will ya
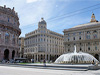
[0,0,100,37]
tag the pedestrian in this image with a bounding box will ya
[43,59,46,67]
[92,60,95,65]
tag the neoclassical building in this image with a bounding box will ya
[63,13,100,61]
[0,5,21,61]
[24,18,64,62]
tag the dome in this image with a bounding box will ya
[55,46,99,64]
[38,18,46,25]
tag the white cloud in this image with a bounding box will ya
[26,0,40,3]
[19,0,57,27]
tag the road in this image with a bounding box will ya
[0,66,100,75]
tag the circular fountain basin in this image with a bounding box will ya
[55,52,99,64]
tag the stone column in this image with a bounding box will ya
[9,50,12,59]
[45,54,47,60]
[37,54,38,62]
[85,43,86,52]
[84,31,86,40]
[15,49,18,58]
[48,54,50,62]
[0,50,4,61]
[32,55,33,59]
[34,54,36,62]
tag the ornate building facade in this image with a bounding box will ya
[24,18,64,62]
[63,13,100,61]
[0,5,21,61]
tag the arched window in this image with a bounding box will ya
[68,37,70,41]
[93,34,97,39]
[87,31,90,34]
[5,33,9,43]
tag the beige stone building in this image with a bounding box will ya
[63,13,100,61]
[24,18,64,62]
[0,5,21,61]
[19,37,24,58]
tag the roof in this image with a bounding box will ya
[64,21,100,32]
[38,18,46,25]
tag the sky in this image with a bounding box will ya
[0,0,100,37]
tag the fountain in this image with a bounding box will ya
[55,45,99,64]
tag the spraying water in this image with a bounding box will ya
[74,45,77,53]
[55,45,99,64]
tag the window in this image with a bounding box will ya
[8,17,9,22]
[38,38,40,42]
[93,34,97,39]
[68,49,70,52]
[88,47,90,50]
[68,44,70,46]
[79,36,81,40]
[5,33,9,43]
[87,31,90,34]
[41,26,43,28]
[68,34,70,36]
[79,32,81,35]
[41,34,43,37]
[95,46,97,50]
[50,40,51,43]
[73,33,75,35]
[68,37,70,41]
[73,37,75,40]
[80,48,82,51]
[86,35,90,39]
[47,39,48,42]
[88,42,90,45]
[93,30,97,33]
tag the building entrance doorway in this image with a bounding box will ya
[12,50,15,59]
[4,49,9,60]
[95,54,99,61]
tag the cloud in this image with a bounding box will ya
[26,0,41,3]
[0,0,93,37]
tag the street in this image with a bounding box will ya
[0,66,100,75]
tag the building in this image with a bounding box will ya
[63,13,100,61]
[24,18,64,62]
[19,37,24,58]
[0,5,21,61]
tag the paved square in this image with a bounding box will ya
[0,66,100,75]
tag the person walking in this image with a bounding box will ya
[43,59,46,67]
